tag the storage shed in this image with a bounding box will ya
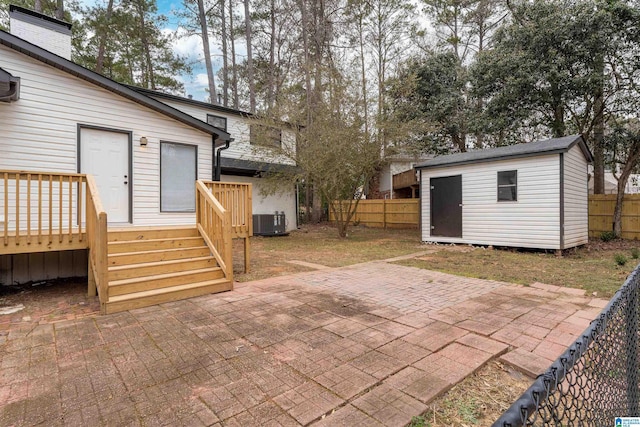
[415,135,593,250]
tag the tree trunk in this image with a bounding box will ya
[613,145,640,237]
[299,0,312,126]
[197,0,218,103]
[135,1,155,89]
[96,0,114,74]
[593,55,605,194]
[358,10,368,137]
[55,0,64,20]
[243,0,256,112]
[267,0,276,111]
[304,180,311,223]
[312,184,322,223]
[34,0,42,13]
[220,0,229,106]
[229,0,239,109]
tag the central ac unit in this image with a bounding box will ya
[253,213,286,236]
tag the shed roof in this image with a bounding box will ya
[415,135,593,170]
[0,29,232,144]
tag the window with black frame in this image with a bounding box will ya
[207,114,227,131]
[497,170,517,201]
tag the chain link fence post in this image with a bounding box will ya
[626,278,639,415]
[494,265,640,426]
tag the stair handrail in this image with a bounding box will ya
[201,180,253,238]
[196,180,233,283]
[86,174,108,309]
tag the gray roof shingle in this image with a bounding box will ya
[415,135,593,169]
[0,29,232,143]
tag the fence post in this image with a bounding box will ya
[626,277,639,415]
[383,200,387,229]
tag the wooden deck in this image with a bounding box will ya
[1,170,252,314]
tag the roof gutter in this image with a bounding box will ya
[214,138,233,181]
[0,68,20,102]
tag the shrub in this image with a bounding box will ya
[600,231,616,242]
[615,253,628,266]
[632,248,640,259]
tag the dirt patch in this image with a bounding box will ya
[419,360,531,426]
[0,278,100,326]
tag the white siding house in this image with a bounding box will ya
[0,5,298,232]
[131,88,299,231]
[416,135,592,250]
[0,6,297,286]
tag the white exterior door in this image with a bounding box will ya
[80,128,130,223]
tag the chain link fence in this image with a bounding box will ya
[494,265,640,426]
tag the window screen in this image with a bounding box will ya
[497,170,517,201]
[161,142,197,212]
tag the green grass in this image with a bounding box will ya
[396,246,637,298]
[234,223,638,298]
[234,224,424,282]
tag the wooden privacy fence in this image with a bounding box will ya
[589,194,640,240]
[330,199,419,229]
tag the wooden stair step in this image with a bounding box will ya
[108,256,218,281]
[104,278,233,314]
[108,226,199,242]
[108,236,205,253]
[108,267,224,296]
[108,246,212,266]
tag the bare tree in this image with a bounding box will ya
[243,0,256,112]
[229,0,239,108]
[197,0,218,103]
[220,0,229,106]
[96,0,114,74]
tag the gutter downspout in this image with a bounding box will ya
[214,138,233,181]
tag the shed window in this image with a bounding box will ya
[161,142,197,212]
[497,170,517,202]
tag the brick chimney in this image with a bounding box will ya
[9,5,72,60]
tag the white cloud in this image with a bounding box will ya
[195,73,209,86]
[169,28,203,61]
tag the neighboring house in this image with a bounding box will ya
[416,135,593,250]
[587,170,640,194]
[0,6,295,311]
[129,87,299,233]
[369,153,431,199]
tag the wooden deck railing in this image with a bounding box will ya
[86,175,108,303]
[202,181,253,238]
[393,169,418,190]
[1,169,108,304]
[1,170,87,253]
[196,180,233,282]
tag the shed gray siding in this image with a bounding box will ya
[563,144,589,247]
[421,154,562,249]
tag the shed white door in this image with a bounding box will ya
[80,128,130,223]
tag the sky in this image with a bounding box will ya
[80,0,233,101]
[158,0,230,102]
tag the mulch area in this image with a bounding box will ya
[0,278,100,341]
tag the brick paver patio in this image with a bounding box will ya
[0,257,607,426]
